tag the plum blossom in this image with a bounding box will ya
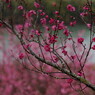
[19,53,25,59]
[67,4,76,12]
[77,37,84,44]
[35,30,41,36]
[49,18,55,24]
[45,15,49,18]
[52,25,57,31]
[54,11,59,15]
[44,44,51,52]
[70,21,76,26]
[83,6,89,10]
[62,50,67,56]
[48,35,58,44]
[58,21,66,30]
[63,29,70,36]
[92,45,95,50]
[78,72,83,76]
[80,12,88,17]
[92,37,95,42]
[87,24,91,28]
[18,5,23,10]
[34,2,40,8]
[40,12,45,16]
[40,18,46,25]
[27,10,36,17]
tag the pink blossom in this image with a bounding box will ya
[44,44,51,52]
[67,4,76,12]
[77,37,84,44]
[40,18,46,25]
[16,24,23,32]
[45,26,49,31]
[83,6,89,10]
[19,53,25,59]
[24,22,31,28]
[34,2,40,8]
[54,11,59,15]
[71,55,76,60]
[45,15,49,18]
[49,35,58,44]
[62,50,67,56]
[52,25,57,31]
[87,24,91,28]
[35,30,41,36]
[18,5,23,10]
[38,9,43,13]
[80,12,88,17]
[27,10,36,17]
[58,21,65,30]
[49,18,55,24]
[70,21,76,26]
[40,12,45,16]
[78,72,82,76]
[63,29,69,36]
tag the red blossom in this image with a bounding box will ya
[92,37,95,42]
[92,45,95,50]
[27,10,36,17]
[78,72,83,76]
[63,29,70,36]
[18,5,23,10]
[40,18,46,25]
[67,4,76,12]
[49,35,58,44]
[44,44,51,52]
[77,37,84,44]
[35,30,41,36]
[19,53,25,59]
[54,11,59,15]
[34,2,40,8]
[70,21,76,26]
[62,50,67,56]
[49,18,55,24]
[83,6,89,10]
